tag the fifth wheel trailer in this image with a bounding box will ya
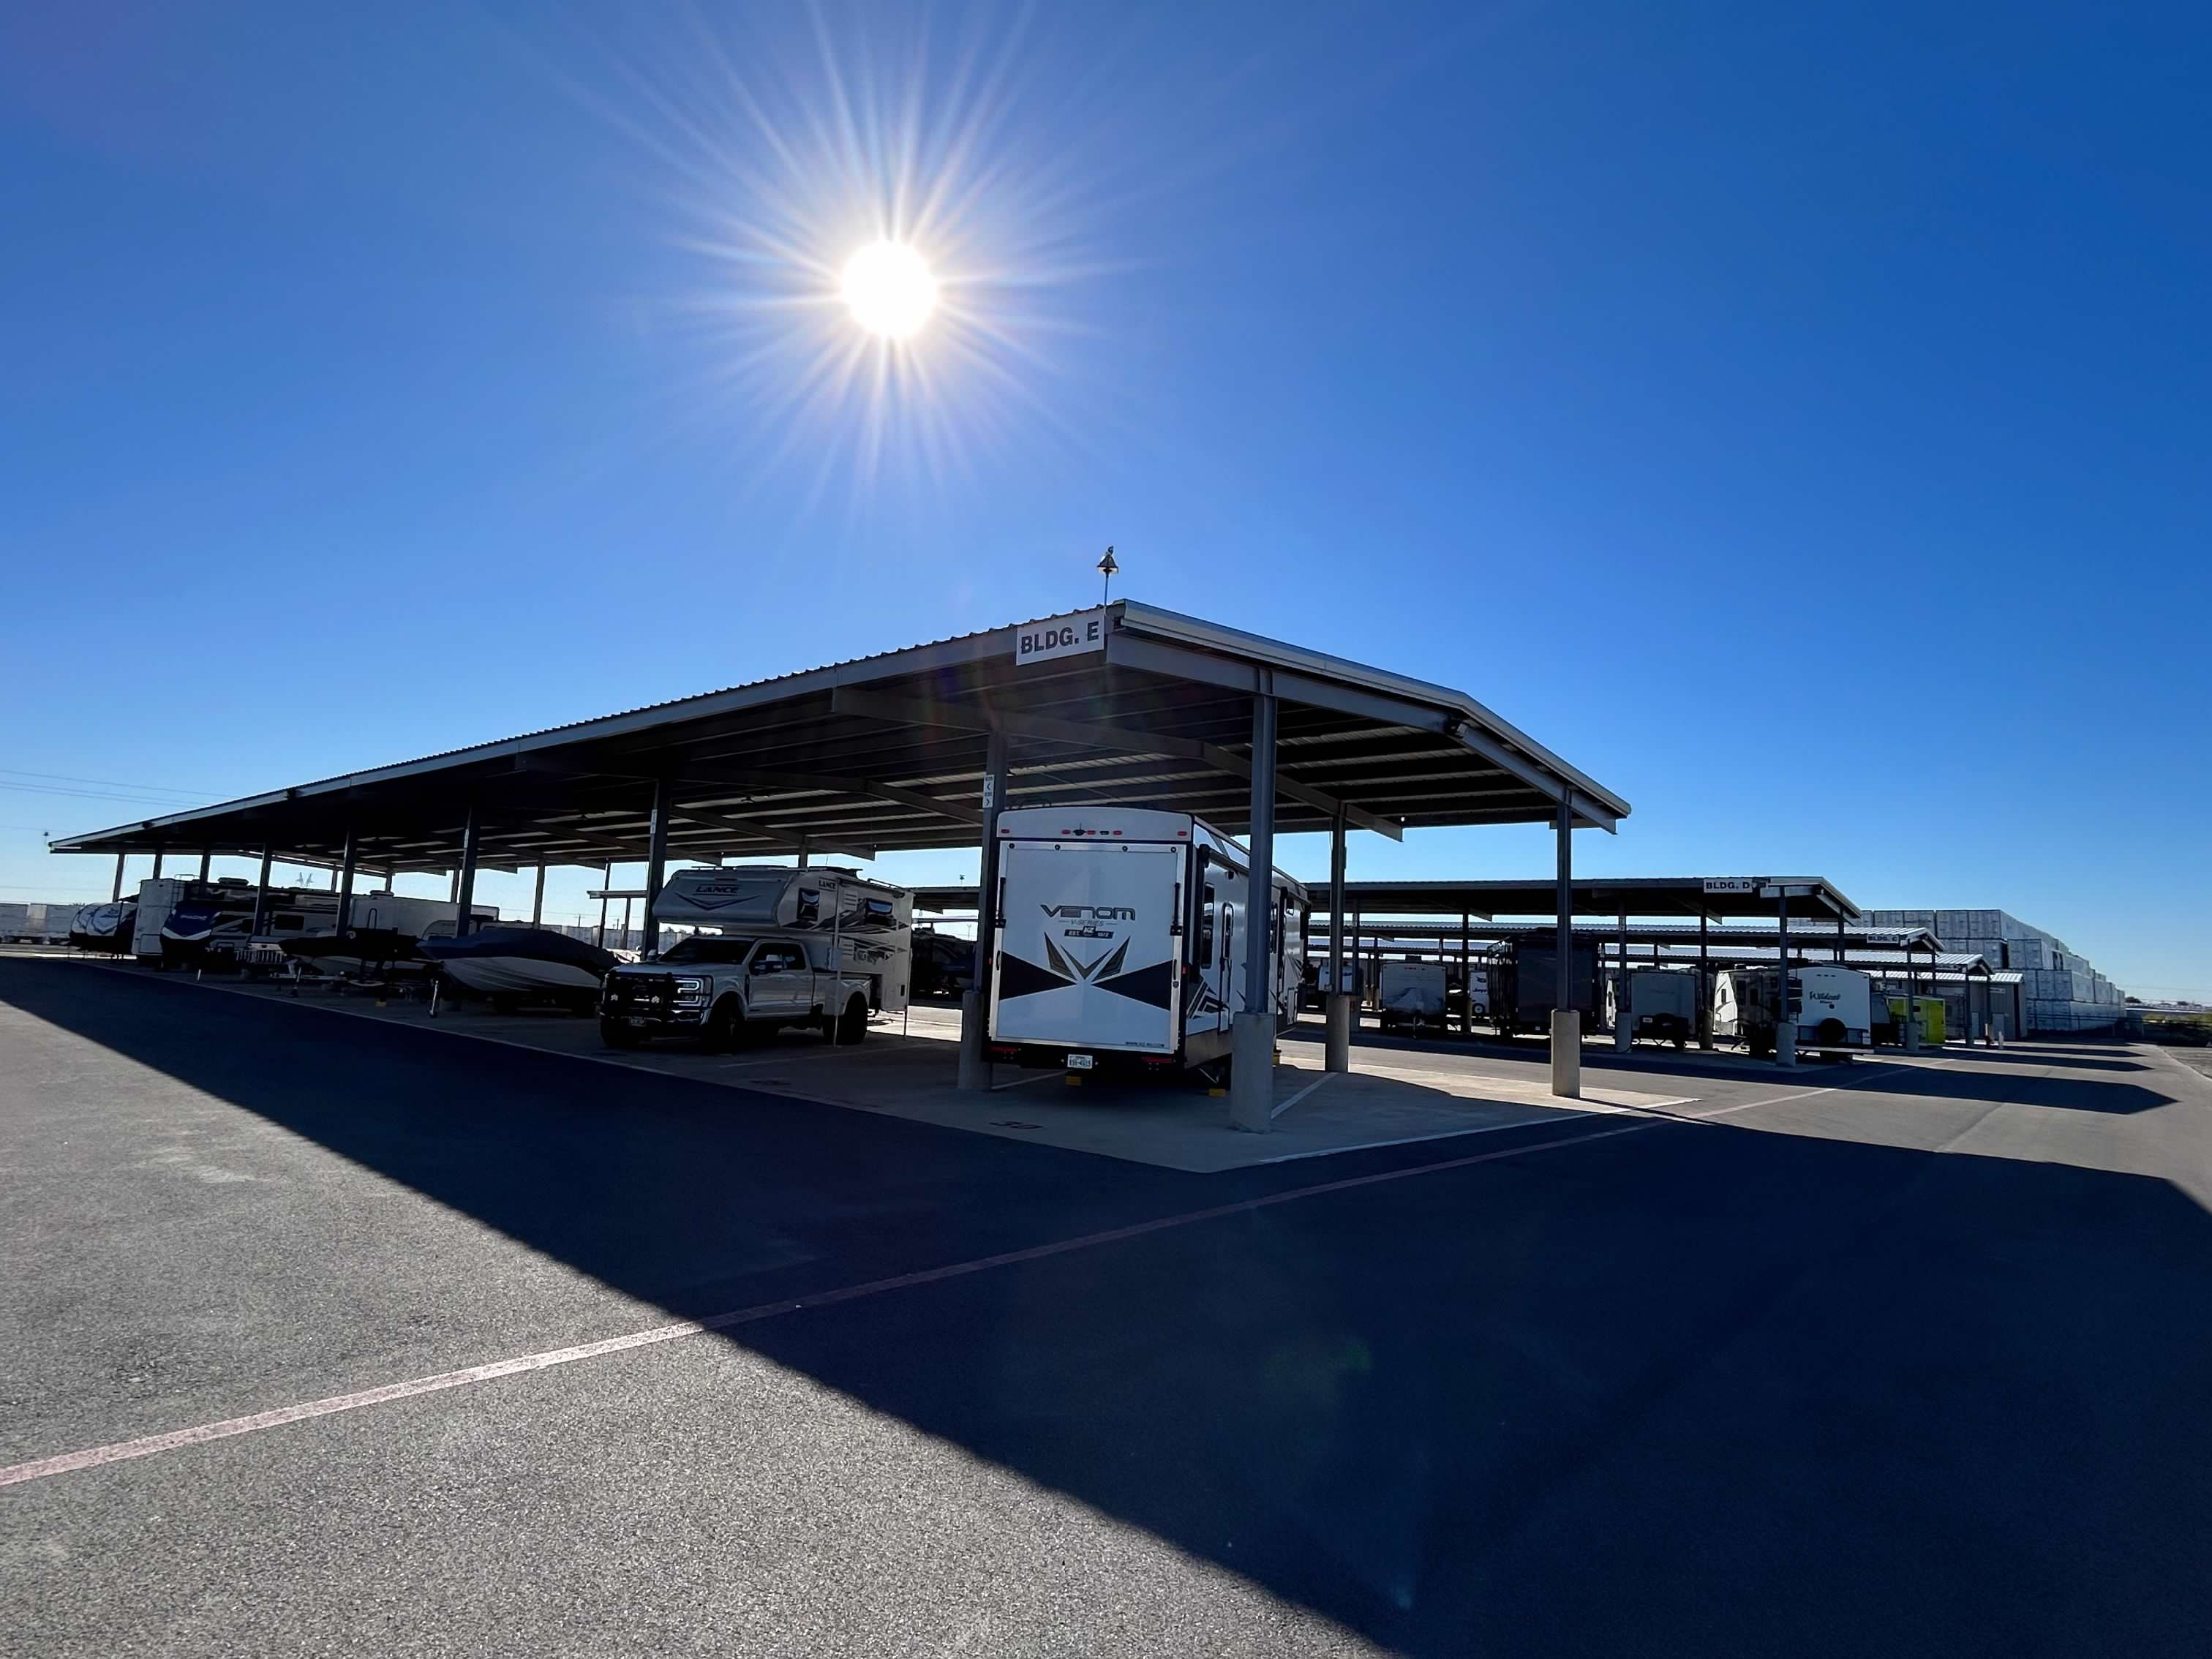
[986,806,1307,1079]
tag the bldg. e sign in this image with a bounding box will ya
[1015,609,1107,666]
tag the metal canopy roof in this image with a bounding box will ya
[914,874,1858,923]
[48,603,1628,876]
[1295,919,1941,953]
[1309,876,1859,922]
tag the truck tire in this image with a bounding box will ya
[706,998,746,1052]
[601,1018,642,1050]
[835,996,868,1046]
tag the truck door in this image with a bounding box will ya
[745,942,808,1018]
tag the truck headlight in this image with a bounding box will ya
[673,977,707,1006]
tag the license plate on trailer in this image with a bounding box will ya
[1065,1053,1094,1071]
[627,1017,650,1028]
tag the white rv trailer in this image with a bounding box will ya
[600,865,913,1047]
[1607,966,1700,1047]
[1377,960,1448,1035]
[1712,964,1875,1058]
[987,806,1308,1079]
[130,878,493,967]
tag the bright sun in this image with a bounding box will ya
[840,241,938,339]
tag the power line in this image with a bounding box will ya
[0,781,214,810]
[0,767,208,798]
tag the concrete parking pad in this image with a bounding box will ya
[40,959,1692,1173]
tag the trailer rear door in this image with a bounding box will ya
[991,841,1181,1054]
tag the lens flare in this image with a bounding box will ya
[841,241,938,339]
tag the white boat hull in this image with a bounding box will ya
[440,956,603,996]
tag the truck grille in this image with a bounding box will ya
[603,974,680,1017]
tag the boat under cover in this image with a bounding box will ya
[282,928,434,978]
[417,927,619,999]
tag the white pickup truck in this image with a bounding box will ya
[598,865,913,1050]
[600,932,879,1048]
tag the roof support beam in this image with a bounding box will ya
[828,688,1402,843]
[670,799,876,862]
[669,764,983,828]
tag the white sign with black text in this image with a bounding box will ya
[1014,609,1107,667]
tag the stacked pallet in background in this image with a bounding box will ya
[1866,908,2129,1034]
[0,903,77,943]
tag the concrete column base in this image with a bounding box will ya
[1550,1010,1581,1098]
[1325,993,1353,1073]
[1229,1012,1276,1132]
[955,990,990,1091]
[1776,1021,1797,1068]
[1903,1020,1920,1055]
[1614,1019,1633,1054]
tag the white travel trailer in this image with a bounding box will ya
[1712,964,1875,1058]
[132,878,493,968]
[1608,966,1700,1047]
[600,865,913,1047]
[1377,961,1448,1035]
[986,806,1307,1079]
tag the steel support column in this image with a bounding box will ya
[596,863,612,948]
[1905,944,1921,1053]
[1698,913,1713,1047]
[198,849,211,881]
[1324,800,1350,1073]
[531,864,546,927]
[1459,911,1472,1038]
[642,779,670,956]
[1614,906,1632,1052]
[334,829,358,936]
[251,844,274,937]
[453,808,481,940]
[958,731,1012,1090]
[1775,894,1797,1066]
[1230,691,1279,1132]
[1551,795,1579,1096]
[151,849,164,879]
[111,854,125,903]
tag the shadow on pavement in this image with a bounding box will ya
[7,960,2212,1657]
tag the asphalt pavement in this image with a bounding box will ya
[5,957,2211,1657]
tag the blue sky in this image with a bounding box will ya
[3,1,2206,998]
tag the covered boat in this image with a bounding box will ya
[281,928,435,980]
[418,927,617,1010]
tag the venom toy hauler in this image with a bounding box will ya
[986,806,1307,1079]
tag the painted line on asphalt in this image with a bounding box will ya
[1,1110,1704,1489]
[1270,1071,1333,1119]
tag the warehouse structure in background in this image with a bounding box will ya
[1865,908,2129,1033]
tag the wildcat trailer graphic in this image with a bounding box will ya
[986,806,1306,1080]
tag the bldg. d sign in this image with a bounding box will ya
[1014,609,1107,667]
